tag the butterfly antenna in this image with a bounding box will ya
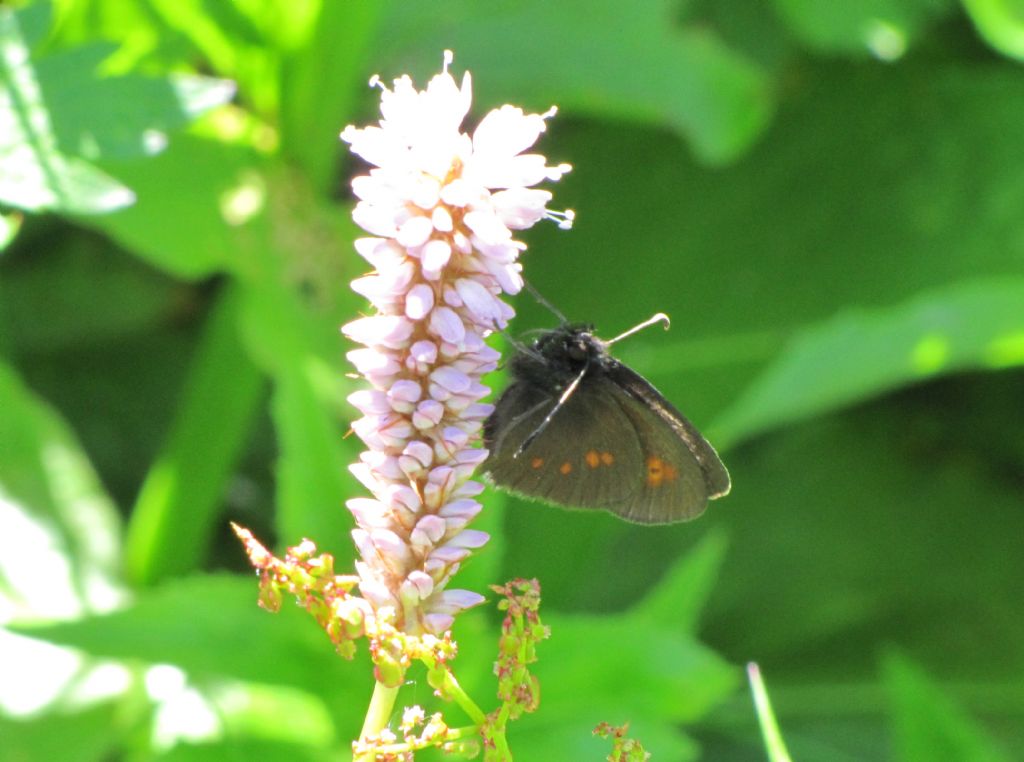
[523,279,568,324]
[606,312,671,346]
[513,363,588,458]
[491,324,545,365]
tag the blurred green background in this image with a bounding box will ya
[2,0,1023,760]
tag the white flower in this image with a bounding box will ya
[340,51,572,635]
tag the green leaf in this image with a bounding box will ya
[0,235,180,353]
[0,210,21,251]
[36,42,234,160]
[90,134,269,278]
[515,609,737,760]
[383,0,773,164]
[146,0,297,116]
[0,360,123,619]
[883,652,1012,762]
[773,0,954,58]
[12,575,361,698]
[630,528,729,634]
[157,739,331,762]
[962,0,1024,60]
[125,283,265,586]
[713,277,1024,448]
[704,396,1024,674]
[235,275,361,557]
[0,4,134,214]
[279,0,383,194]
[0,702,121,762]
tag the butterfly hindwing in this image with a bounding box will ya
[606,362,731,523]
[485,377,645,511]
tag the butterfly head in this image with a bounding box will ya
[511,324,610,386]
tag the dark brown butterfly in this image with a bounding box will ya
[483,315,730,524]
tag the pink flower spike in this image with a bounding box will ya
[342,51,570,634]
[423,613,455,634]
[405,283,435,319]
[432,588,487,614]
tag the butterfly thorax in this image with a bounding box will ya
[509,324,613,391]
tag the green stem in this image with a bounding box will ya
[747,662,793,762]
[355,681,400,761]
[494,704,513,757]
[438,666,488,726]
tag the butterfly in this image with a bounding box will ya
[483,315,730,524]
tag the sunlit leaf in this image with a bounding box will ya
[0,5,133,214]
[962,0,1024,60]
[36,41,234,160]
[713,278,1024,448]
[12,575,361,698]
[0,361,124,622]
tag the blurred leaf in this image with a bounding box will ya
[0,702,121,762]
[962,0,1024,60]
[630,528,729,633]
[14,0,52,48]
[704,392,1024,675]
[90,134,267,277]
[125,283,265,586]
[773,0,954,57]
[0,233,180,353]
[0,211,21,251]
[883,652,1012,762]
[383,0,773,164]
[0,3,134,213]
[713,277,1024,448]
[238,278,360,558]
[213,682,336,749]
[147,0,305,115]
[13,574,363,699]
[157,738,331,762]
[0,360,123,620]
[514,608,737,759]
[268,363,356,555]
[279,0,382,194]
[1,1,231,216]
[36,41,234,160]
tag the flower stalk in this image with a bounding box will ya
[234,51,568,760]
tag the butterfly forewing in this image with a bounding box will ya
[485,378,645,511]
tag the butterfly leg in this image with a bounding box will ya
[513,363,589,458]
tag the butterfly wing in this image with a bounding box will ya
[484,377,646,511]
[604,362,731,523]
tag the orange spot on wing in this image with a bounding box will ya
[530,457,544,470]
[646,456,665,487]
[585,450,600,469]
[646,456,679,487]
[559,461,573,475]
[600,451,614,466]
